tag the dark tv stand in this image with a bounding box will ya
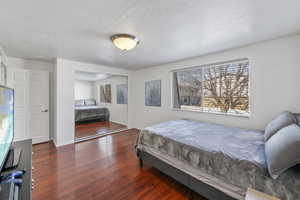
[0,139,32,200]
[3,148,23,171]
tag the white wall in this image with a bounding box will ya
[53,59,58,145]
[95,76,128,125]
[6,57,55,140]
[53,34,300,147]
[129,34,300,130]
[6,57,54,71]
[54,58,131,146]
[54,58,75,146]
[74,80,94,100]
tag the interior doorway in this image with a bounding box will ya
[74,71,128,142]
[7,68,50,144]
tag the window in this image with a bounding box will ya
[173,59,249,116]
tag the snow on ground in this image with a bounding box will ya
[180,105,249,117]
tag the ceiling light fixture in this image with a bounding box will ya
[111,34,139,51]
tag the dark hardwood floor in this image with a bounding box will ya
[75,121,127,138]
[32,129,207,200]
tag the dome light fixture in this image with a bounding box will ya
[111,34,139,51]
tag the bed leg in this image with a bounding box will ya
[139,158,143,168]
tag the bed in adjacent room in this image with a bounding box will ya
[136,115,300,200]
[75,99,109,123]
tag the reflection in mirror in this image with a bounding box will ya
[74,70,128,142]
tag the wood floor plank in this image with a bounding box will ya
[32,129,207,200]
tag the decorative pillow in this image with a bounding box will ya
[75,100,85,106]
[85,99,96,106]
[265,124,300,179]
[294,113,300,123]
[264,111,296,141]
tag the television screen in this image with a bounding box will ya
[0,86,14,171]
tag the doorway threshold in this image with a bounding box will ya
[75,128,129,143]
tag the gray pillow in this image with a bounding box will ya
[265,124,300,179]
[85,99,96,106]
[264,111,296,141]
[294,113,300,123]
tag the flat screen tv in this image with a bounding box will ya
[0,85,14,172]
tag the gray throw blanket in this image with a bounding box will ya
[136,119,300,200]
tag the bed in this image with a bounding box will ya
[75,99,109,123]
[136,119,300,200]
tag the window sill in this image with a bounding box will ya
[172,108,250,118]
[144,105,163,109]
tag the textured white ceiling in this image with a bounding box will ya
[0,0,300,70]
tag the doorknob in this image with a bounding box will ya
[41,109,48,112]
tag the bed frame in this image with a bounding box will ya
[137,149,236,200]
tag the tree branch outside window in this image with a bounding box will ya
[174,59,249,116]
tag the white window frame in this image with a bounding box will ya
[171,58,250,118]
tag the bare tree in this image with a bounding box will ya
[203,63,249,113]
[177,70,202,106]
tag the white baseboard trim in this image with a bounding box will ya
[32,137,50,145]
[110,120,127,126]
[52,138,57,147]
[53,139,74,147]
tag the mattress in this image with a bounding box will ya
[136,119,300,200]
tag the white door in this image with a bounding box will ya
[29,70,50,144]
[6,68,30,141]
